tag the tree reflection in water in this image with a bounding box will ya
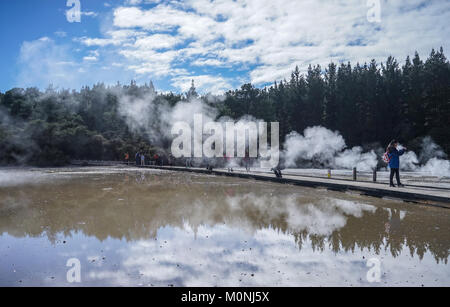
[0,169,448,265]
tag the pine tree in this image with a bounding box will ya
[288,66,308,133]
[324,63,337,130]
[305,64,325,128]
[423,47,450,152]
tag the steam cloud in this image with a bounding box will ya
[283,126,378,172]
[282,126,450,177]
[117,87,277,167]
[398,138,450,177]
[118,90,449,177]
[1,83,449,178]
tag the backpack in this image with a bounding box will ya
[382,152,391,164]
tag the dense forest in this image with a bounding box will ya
[0,47,449,166]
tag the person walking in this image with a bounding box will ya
[386,139,406,187]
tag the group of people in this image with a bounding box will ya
[123,152,162,166]
[135,152,146,166]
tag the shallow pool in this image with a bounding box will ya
[0,167,448,286]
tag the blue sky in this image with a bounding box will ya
[0,0,449,94]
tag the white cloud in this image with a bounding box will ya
[83,56,98,61]
[125,0,143,5]
[125,0,163,5]
[75,30,147,47]
[134,34,182,50]
[121,49,180,76]
[191,58,228,67]
[107,1,449,85]
[77,37,120,47]
[83,50,100,62]
[20,0,450,92]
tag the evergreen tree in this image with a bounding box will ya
[423,47,450,153]
[324,63,338,130]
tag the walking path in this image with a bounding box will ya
[143,165,450,209]
[70,160,450,208]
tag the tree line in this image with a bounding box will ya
[219,47,450,154]
[0,48,449,166]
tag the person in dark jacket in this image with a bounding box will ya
[387,139,406,187]
[135,152,141,166]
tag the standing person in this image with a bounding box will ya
[141,153,145,166]
[386,139,406,187]
[135,152,140,166]
[244,149,250,172]
[124,153,129,164]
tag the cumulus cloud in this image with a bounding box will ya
[98,0,449,87]
[16,0,450,93]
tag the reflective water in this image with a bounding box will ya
[0,167,449,286]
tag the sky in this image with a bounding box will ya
[0,0,449,94]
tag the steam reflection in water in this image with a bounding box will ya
[0,167,449,286]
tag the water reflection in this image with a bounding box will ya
[0,168,449,286]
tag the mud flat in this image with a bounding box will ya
[0,167,449,286]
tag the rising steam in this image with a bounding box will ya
[282,126,450,177]
[282,126,378,172]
